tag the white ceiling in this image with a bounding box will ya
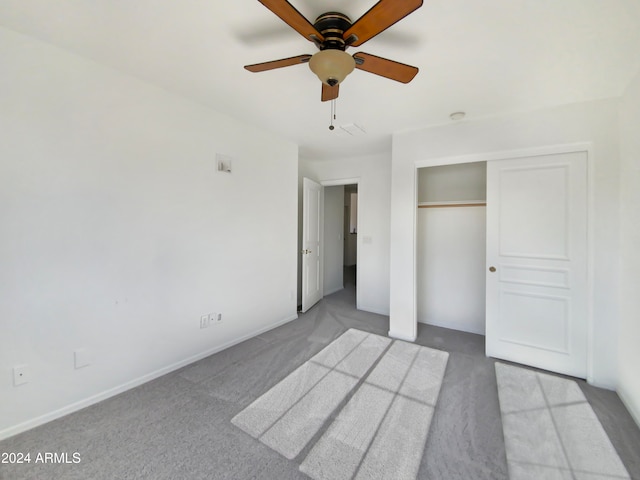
[1,0,640,159]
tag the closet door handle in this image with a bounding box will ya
[489,266,496,272]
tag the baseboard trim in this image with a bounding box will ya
[618,385,640,430]
[358,305,390,316]
[323,286,344,296]
[418,318,486,336]
[586,378,617,390]
[0,312,299,441]
[388,329,417,342]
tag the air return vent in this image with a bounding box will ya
[338,123,366,137]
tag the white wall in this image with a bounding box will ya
[0,27,298,439]
[323,186,344,295]
[617,71,640,424]
[417,162,487,203]
[391,99,622,387]
[417,207,486,335]
[300,153,391,316]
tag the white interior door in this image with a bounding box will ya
[486,152,588,378]
[302,177,323,312]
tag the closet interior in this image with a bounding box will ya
[416,161,487,335]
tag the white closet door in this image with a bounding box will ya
[486,152,588,378]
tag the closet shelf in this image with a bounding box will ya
[418,200,486,208]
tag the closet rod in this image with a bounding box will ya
[418,202,486,208]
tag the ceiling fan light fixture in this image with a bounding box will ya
[309,49,355,86]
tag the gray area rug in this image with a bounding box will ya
[495,362,631,480]
[232,328,449,480]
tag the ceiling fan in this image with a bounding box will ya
[244,0,423,102]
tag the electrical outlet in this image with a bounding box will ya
[200,314,210,329]
[13,364,29,386]
[216,313,222,323]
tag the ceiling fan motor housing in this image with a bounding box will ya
[313,12,353,50]
[309,12,356,86]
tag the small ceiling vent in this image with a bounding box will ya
[338,123,367,136]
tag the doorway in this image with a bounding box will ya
[415,151,590,378]
[322,181,359,305]
[343,184,358,292]
[416,162,487,335]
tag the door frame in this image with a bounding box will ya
[412,143,595,382]
[321,178,360,307]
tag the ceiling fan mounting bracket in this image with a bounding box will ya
[313,12,352,51]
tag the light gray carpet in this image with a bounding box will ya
[233,328,449,480]
[300,339,448,480]
[1,274,638,480]
[232,329,392,459]
[495,362,630,479]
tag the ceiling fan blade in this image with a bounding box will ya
[258,0,324,43]
[353,52,418,83]
[344,0,423,47]
[245,54,312,72]
[321,83,339,102]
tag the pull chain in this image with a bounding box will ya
[329,98,337,130]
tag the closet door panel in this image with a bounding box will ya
[486,152,588,378]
